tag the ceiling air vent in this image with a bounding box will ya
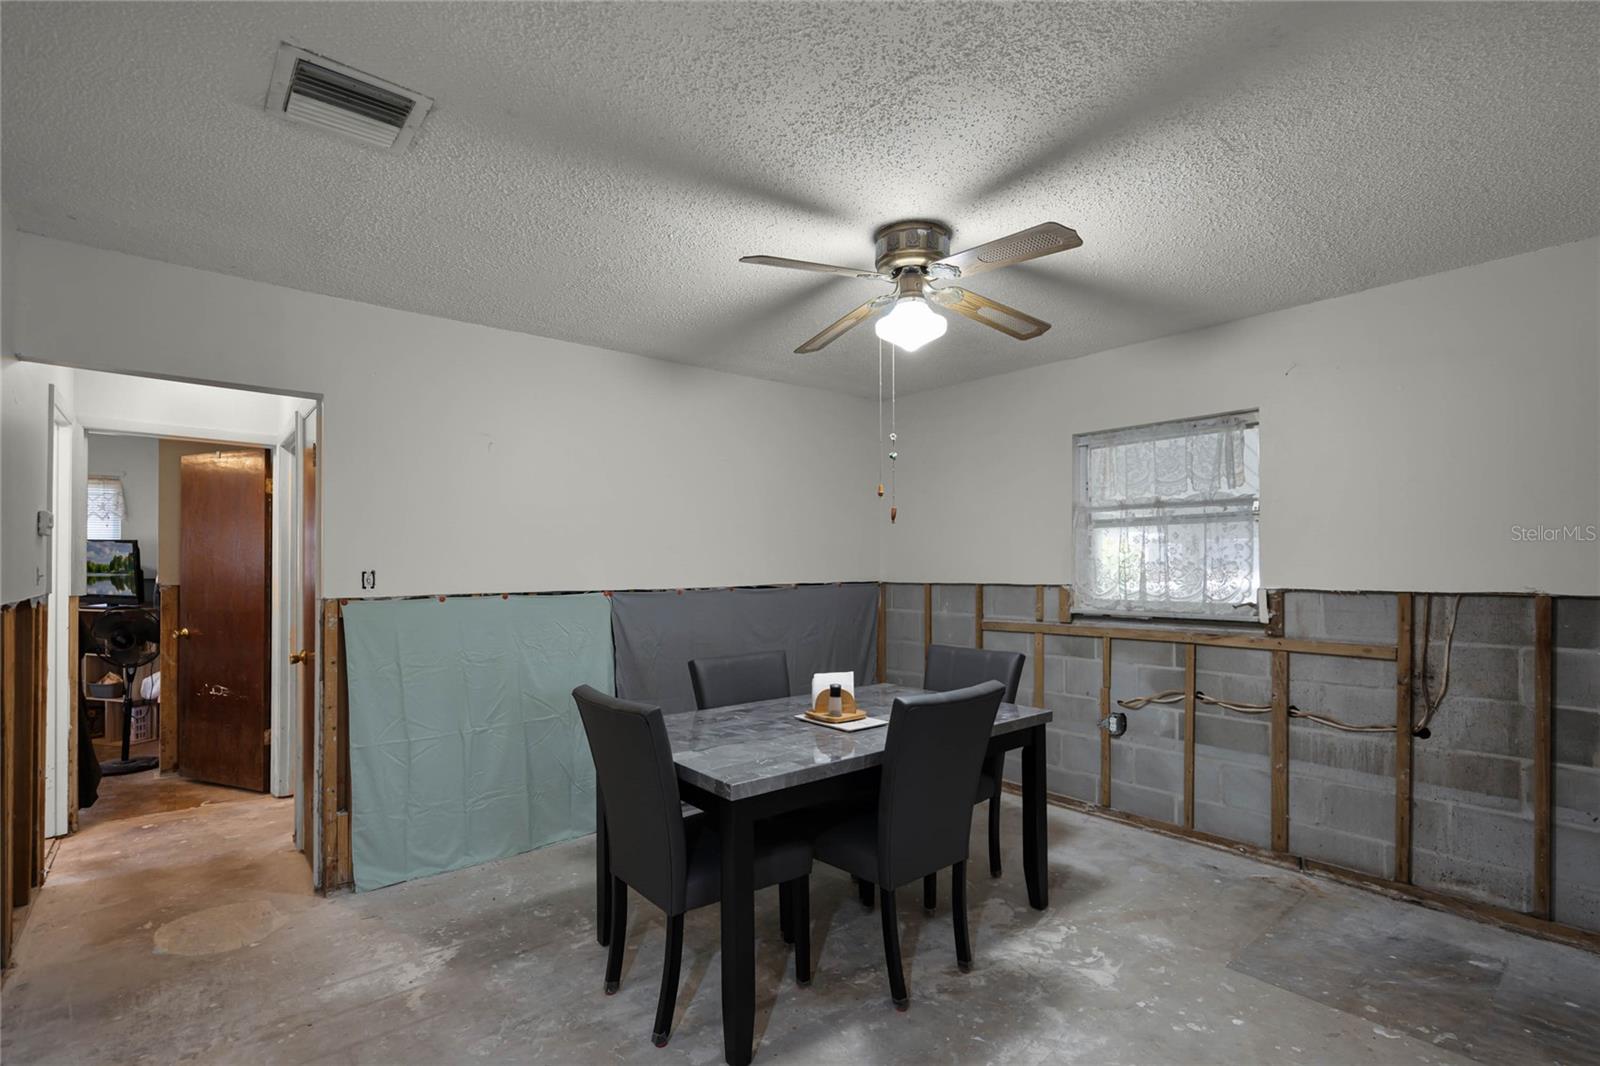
[265,44,431,152]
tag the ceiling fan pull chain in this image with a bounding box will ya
[877,337,885,498]
[889,342,898,524]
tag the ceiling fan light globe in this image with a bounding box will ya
[873,296,947,352]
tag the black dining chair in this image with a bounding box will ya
[921,644,1024,908]
[573,685,813,1048]
[813,680,1004,1010]
[687,649,790,710]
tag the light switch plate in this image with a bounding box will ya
[36,509,54,536]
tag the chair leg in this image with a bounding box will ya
[879,886,908,1010]
[988,792,1003,877]
[604,877,627,994]
[988,754,1004,877]
[794,875,811,986]
[779,880,795,944]
[651,914,684,1047]
[922,873,937,912]
[857,877,875,909]
[952,861,973,972]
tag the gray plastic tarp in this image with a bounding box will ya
[611,584,878,715]
[343,594,612,891]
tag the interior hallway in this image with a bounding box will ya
[3,795,1596,1065]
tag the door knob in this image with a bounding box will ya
[289,649,311,664]
[173,627,191,639]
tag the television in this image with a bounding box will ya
[85,539,143,605]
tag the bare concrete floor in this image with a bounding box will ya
[3,790,1597,1065]
[78,757,260,829]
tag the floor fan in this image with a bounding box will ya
[89,607,162,775]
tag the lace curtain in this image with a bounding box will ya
[87,476,126,539]
[1073,413,1260,620]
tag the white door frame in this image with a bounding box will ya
[270,425,297,798]
[45,392,74,838]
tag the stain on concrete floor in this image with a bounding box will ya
[79,758,260,829]
[3,785,1596,1065]
[154,898,287,957]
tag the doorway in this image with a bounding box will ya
[34,369,320,862]
[73,438,308,817]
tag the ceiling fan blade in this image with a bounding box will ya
[740,255,890,282]
[933,222,1082,279]
[795,296,888,353]
[929,286,1052,341]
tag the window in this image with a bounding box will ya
[1073,411,1260,621]
[86,476,127,539]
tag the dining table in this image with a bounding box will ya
[592,683,1054,1066]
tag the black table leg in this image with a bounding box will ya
[1022,724,1048,910]
[596,786,611,946]
[719,799,755,1066]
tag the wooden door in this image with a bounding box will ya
[298,428,317,854]
[178,449,271,791]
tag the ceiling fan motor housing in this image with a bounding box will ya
[874,220,951,273]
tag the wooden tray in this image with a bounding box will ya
[804,688,865,724]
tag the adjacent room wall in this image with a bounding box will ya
[9,233,880,600]
[882,238,1600,597]
[85,433,159,582]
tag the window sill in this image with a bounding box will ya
[1068,611,1267,635]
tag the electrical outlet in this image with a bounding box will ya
[361,569,376,590]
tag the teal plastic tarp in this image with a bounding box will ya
[343,594,612,891]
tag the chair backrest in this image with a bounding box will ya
[876,680,1004,888]
[924,644,1024,704]
[572,685,690,914]
[687,649,790,710]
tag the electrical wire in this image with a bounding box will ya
[1117,689,1396,734]
[1416,593,1463,732]
[1115,595,1470,737]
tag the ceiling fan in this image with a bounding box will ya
[741,220,1083,353]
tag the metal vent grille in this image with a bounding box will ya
[266,45,432,153]
[289,59,412,126]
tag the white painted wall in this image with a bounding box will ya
[10,234,881,599]
[12,231,1595,601]
[883,238,1600,596]
[85,433,160,581]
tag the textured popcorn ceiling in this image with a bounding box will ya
[3,2,1596,396]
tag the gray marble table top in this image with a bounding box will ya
[662,683,1052,802]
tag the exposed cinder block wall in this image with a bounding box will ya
[887,582,1597,933]
[1408,596,1539,912]
[1283,593,1399,878]
[975,584,1049,791]
[1106,641,1186,824]
[1553,598,1599,930]
[883,583,926,688]
[1192,646,1273,848]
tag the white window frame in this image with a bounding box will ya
[1072,411,1261,623]
[86,475,127,540]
